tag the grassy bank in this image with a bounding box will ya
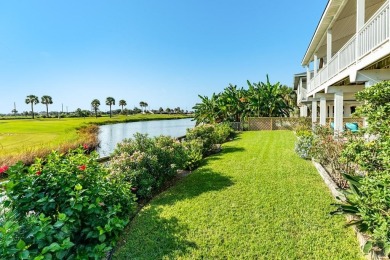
[113,131,364,259]
[0,114,190,166]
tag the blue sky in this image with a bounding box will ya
[0,0,327,114]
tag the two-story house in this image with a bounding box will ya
[295,0,390,132]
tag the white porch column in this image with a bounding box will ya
[334,92,344,133]
[327,29,332,62]
[314,54,318,77]
[356,0,365,58]
[312,100,318,125]
[306,66,311,91]
[300,105,308,117]
[329,105,334,118]
[344,104,351,117]
[320,97,327,126]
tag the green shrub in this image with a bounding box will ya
[294,130,313,159]
[109,134,186,200]
[332,81,390,256]
[214,122,234,143]
[1,148,135,259]
[182,139,203,170]
[186,123,233,156]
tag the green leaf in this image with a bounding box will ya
[99,234,106,242]
[363,241,373,253]
[58,213,66,221]
[42,242,61,254]
[53,221,64,228]
[16,239,26,250]
[384,244,390,256]
[19,250,30,259]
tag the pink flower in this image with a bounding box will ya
[0,165,9,174]
[78,165,86,171]
[83,144,88,150]
[36,171,42,176]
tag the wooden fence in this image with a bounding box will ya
[248,117,310,131]
[248,117,364,131]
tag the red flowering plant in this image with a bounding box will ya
[1,147,136,259]
[0,165,9,178]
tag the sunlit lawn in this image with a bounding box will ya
[113,131,364,259]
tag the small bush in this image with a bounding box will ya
[109,134,186,200]
[182,139,204,170]
[1,148,136,259]
[214,123,234,143]
[294,130,313,159]
[186,123,233,156]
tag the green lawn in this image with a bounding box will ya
[0,114,189,159]
[113,131,364,259]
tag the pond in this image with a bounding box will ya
[97,118,195,157]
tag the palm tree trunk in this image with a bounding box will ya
[109,105,112,118]
[46,105,49,117]
[31,103,34,119]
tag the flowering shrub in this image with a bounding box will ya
[109,134,186,200]
[1,148,136,259]
[0,165,8,179]
[186,123,232,156]
[182,139,204,170]
[294,130,313,159]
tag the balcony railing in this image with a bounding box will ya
[308,0,390,94]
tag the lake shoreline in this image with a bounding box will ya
[0,114,193,169]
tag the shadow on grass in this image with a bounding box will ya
[114,206,198,259]
[203,146,245,163]
[155,167,235,206]
[114,169,234,259]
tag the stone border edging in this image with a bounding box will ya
[311,160,386,260]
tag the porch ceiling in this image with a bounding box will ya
[302,0,386,66]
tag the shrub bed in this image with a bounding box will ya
[1,148,136,259]
[0,123,234,259]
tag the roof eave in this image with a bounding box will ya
[301,0,347,66]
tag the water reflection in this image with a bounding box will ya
[97,118,195,157]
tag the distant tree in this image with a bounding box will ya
[11,108,18,116]
[119,99,127,112]
[174,107,182,114]
[158,107,164,113]
[139,101,148,113]
[91,99,100,118]
[41,95,53,117]
[133,107,142,114]
[25,95,39,119]
[166,107,172,114]
[106,97,115,118]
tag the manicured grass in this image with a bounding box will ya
[113,131,364,259]
[0,114,189,163]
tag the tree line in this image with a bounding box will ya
[11,95,187,119]
[193,75,297,125]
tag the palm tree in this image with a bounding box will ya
[41,95,53,117]
[119,99,127,111]
[246,75,294,117]
[106,97,115,118]
[193,93,220,125]
[139,101,147,113]
[91,99,100,118]
[25,95,39,119]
